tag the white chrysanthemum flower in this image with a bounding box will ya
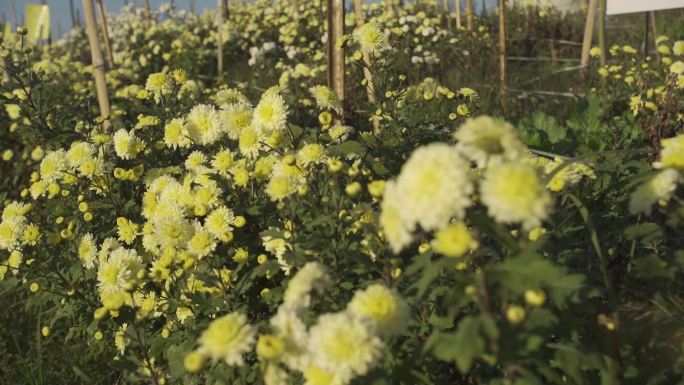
[379,181,413,253]
[629,169,680,215]
[653,134,684,170]
[2,201,30,221]
[270,306,310,371]
[215,88,250,109]
[263,235,293,273]
[113,129,144,160]
[39,149,67,183]
[145,72,174,95]
[674,40,684,56]
[239,125,265,159]
[220,103,253,140]
[283,262,330,311]
[328,125,353,142]
[480,161,552,230]
[205,206,235,242]
[253,92,288,135]
[185,151,208,172]
[211,148,235,178]
[198,312,255,366]
[164,118,192,149]
[187,104,222,145]
[309,85,342,112]
[66,142,96,168]
[266,175,296,202]
[96,247,143,294]
[187,222,217,258]
[380,144,473,253]
[307,312,383,382]
[670,61,684,75]
[297,143,326,167]
[0,217,26,251]
[78,233,98,269]
[454,116,526,168]
[353,22,386,53]
[347,284,409,337]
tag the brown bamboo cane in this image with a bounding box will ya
[352,0,379,132]
[216,0,224,77]
[10,0,17,27]
[466,0,474,32]
[580,0,597,72]
[498,0,507,114]
[190,0,196,15]
[82,0,111,132]
[598,0,606,66]
[327,0,345,120]
[442,0,452,30]
[456,0,462,29]
[144,0,151,19]
[96,0,114,69]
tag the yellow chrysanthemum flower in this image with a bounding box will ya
[198,312,255,366]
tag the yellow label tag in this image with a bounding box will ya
[25,4,51,42]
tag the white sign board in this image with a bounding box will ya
[607,0,684,15]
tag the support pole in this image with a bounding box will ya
[456,0,462,29]
[580,0,597,71]
[190,0,196,15]
[144,0,151,19]
[498,0,507,114]
[643,12,649,60]
[82,0,111,131]
[353,0,379,132]
[442,0,452,30]
[96,0,114,69]
[10,0,18,27]
[598,0,606,66]
[327,0,345,120]
[216,0,224,78]
[466,0,474,32]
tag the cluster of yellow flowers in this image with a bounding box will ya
[183,262,407,385]
[630,134,684,215]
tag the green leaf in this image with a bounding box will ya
[624,223,663,244]
[327,140,364,156]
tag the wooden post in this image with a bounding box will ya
[580,0,597,70]
[598,0,606,66]
[456,0,462,29]
[190,0,196,15]
[643,12,649,60]
[650,11,658,57]
[442,0,452,30]
[466,0,474,32]
[498,0,507,114]
[216,0,224,77]
[482,0,487,16]
[353,0,379,132]
[82,0,111,131]
[327,0,345,120]
[10,0,17,27]
[96,0,114,69]
[70,0,78,27]
[144,0,151,19]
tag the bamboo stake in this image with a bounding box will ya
[466,0,474,32]
[352,0,379,132]
[96,0,114,69]
[597,0,606,66]
[456,0,462,29]
[643,12,649,60]
[327,0,345,120]
[190,0,196,15]
[498,0,507,114]
[144,0,151,19]
[69,0,76,27]
[650,11,658,57]
[442,0,452,30]
[76,8,82,28]
[482,0,487,16]
[10,0,17,27]
[216,0,224,77]
[82,0,111,131]
[580,0,597,71]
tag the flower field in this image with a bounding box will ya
[0,1,684,384]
